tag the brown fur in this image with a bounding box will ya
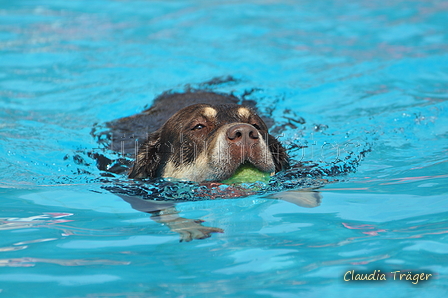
[106,91,289,182]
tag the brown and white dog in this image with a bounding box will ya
[107,91,289,182]
[128,103,289,182]
[97,90,320,242]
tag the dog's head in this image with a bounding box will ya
[128,103,289,182]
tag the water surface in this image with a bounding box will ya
[1,0,448,297]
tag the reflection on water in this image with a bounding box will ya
[0,0,447,297]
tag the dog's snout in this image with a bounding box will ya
[226,124,259,144]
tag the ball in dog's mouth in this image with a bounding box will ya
[221,162,272,184]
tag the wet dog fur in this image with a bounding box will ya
[94,90,322,242]
[105,91,289,182]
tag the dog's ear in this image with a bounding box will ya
[267,134,290,172]
[128,130,162,179]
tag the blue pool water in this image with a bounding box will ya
[1,0,448,297]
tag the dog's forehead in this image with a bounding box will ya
[208,104,255,120]
[172,103,257,124]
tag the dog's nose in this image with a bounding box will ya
[226,124,259,145]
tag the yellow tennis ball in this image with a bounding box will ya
[222,163,271,184]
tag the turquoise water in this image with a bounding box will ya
[1,0,448,297]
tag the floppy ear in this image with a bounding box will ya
[128,130,162,179]
[267,134,290,172]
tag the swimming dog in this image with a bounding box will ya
[106,91,289,182]
[96,90,320,242]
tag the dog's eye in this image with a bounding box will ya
[192,124,206,130]
[252,123,262,130]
